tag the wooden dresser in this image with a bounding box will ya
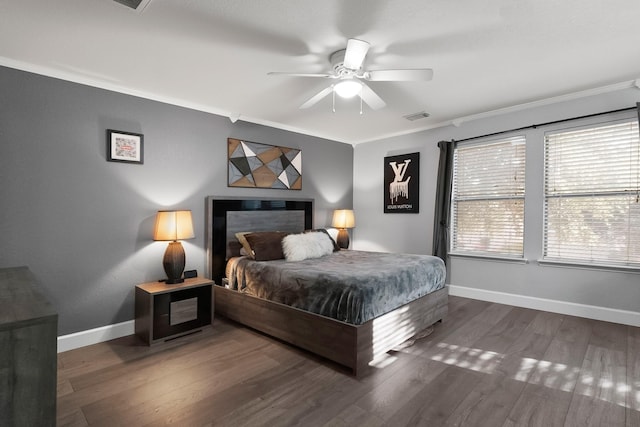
[0,266,58,426]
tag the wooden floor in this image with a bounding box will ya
[57,296,640,426]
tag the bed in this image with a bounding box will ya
[206,196,448,376]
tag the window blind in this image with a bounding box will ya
[451,136,526,257]
[544,119,640,266]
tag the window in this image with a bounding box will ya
[451,136,526,257]
[544,119,640,267]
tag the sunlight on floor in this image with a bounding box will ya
[524,358,581,393]
[412,341,635,409]
[430,343,502,374]
[367,298,636,413]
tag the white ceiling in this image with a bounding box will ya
[1,0,639,145]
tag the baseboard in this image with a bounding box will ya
[57,320,135,353]
[448,284,640,327]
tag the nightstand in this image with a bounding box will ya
[135,277,214,345]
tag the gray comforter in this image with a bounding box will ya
[226,250,446,325]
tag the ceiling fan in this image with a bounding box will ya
[268,38,433,112]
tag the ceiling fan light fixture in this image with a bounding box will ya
[270,38,433,111]
[334,80,362,99]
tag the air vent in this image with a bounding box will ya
[113,0,152,12]
[403,111,430,121]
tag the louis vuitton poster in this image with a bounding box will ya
[384,152,419,213]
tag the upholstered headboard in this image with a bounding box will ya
[205,197,313,284]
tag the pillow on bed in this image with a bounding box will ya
[235,232,252,255]
[282,231,335,261]
[304,228,340,252]
[243,231,289,261]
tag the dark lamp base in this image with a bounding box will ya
[162,241,186,284]
[336,228,350,249]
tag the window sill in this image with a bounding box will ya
[538,259,640,273]
[449,252,528,264]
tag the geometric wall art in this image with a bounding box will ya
[228,138,302,190]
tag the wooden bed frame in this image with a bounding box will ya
[205,196,448,376]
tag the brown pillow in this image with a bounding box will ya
[243,231,289,261]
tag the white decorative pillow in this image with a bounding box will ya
[282,231,335,261]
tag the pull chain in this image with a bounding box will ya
[332,88,336,113]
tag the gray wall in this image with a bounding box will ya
[354,87,640,314]
[0,66,353,335]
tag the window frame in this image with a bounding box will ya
[541,115,640,269]
[450,134,527,260]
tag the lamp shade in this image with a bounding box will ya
[153,210,195,241]
[332,209,355,229]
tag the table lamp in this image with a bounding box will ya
[153,210,195,284]
[332,209,355,249]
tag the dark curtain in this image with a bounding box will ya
[432,140,455,262]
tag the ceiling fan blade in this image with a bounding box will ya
[366,69,434,81]
[300,86,334,109]
[268,71,335,78]
[359,83,386,110]
[343,38,370,70]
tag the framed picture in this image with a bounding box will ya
[227,138,302,190]
[107,129,144,164]
[384,152,420,213]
